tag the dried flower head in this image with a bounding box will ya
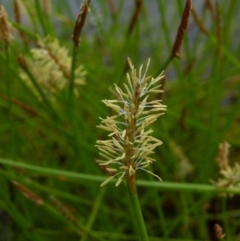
[171,0,192,58]
[12,180,44,205]
[72,0,90,47]
[212,141,240,189]
[214,224,226,240]
[0,5,14,44]
[20,36,86,100]
[216,141,230,170]
[96,58,167,187]
[213,163,240,189]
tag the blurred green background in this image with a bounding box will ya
[1,0,240,240]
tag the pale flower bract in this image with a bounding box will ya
[96,58,167,187]
[20,36,86,101]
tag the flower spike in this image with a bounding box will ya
[96,58,167,188]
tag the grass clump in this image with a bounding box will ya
[0,1,240,241]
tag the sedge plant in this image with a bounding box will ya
[1,1,240,240]
[96,58,167,240]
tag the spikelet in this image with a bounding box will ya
[212,141,240,190]
[12,181,44,205]
[20,36,87,100]
[96,58,167,187]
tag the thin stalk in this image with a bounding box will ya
[69,45,78,107]
[44,202,106,240]
[2,158,240,195]
[10,21,38,40]
[4,44,16,158]
[147,167,168,240]
[19,63,58,118]
[165,193,212,237]
[221,197,230,241]
[68,46,81,162]
[156,1,172,50]
[208,34,240,70]
[80,187,106,241]
[34,0,47,35]
[156,55,174,76]
[127,183,149,241]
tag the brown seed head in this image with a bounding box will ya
[214,224,226,240]
[171,0,192,59]
[72,0,90,47]
[217,141,230,170]
[17,55,27,69]
[12,180,44,205]
[127,0,142,36]
[0,5,14,44]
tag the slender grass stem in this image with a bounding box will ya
[69,45,78,107]
[19,64,58,118]
[68,46,81,161]
[4,44,16,158]
[80,187,106,241]
[1,158,240,195]
[156,55,174,76]
[127,183,149,241]
[34,0,47,35]
[10,21,38,40]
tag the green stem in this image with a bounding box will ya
[156,55,174,76]
[68,45,81,161]
[10,21,38,40]
[21,65,57,118]
[34,0,47,35]
[80,187,106,241]
[69,45,78,107]
[127,181,149,241]
[5,44,16,158]
[2,158,240,195]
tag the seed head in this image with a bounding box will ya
[20,36,86,100]
[212,141,240,190]
[0,5,14,44]
[214,224,226,240]
[96,58,167,187]
[214,163,240,189]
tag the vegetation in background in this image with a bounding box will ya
[0,0,240,240]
